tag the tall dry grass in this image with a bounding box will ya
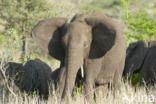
[0,67,156,104]
[0,83,156,104]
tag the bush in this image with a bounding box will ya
[0,0,56,62]
[82,0,156,46]
[121,0,156,46]
[81,0,121,15]
[0,0,87,67]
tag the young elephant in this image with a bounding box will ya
[5,59,52,99]
[123,40,156,85]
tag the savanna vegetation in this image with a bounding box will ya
[0,0,156,104]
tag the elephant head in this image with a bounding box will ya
[4,59,51,99]
[123,40,149,76]
[5,62,23,81]
[32,13,121,98]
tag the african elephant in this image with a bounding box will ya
[32,13,126,101]
[123,40,156,85]
[5,59,51,99]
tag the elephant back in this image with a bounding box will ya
[124,41,149,76]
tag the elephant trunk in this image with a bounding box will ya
[62,48,83,98]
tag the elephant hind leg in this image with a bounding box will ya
[113,70,122,91]
[113,56,125,96]
[95,86,103,104]
[112,71,122,99]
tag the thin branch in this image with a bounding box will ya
[0,55,17,97]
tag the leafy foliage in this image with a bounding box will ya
[124,73,141,87]
[81,0,121,16]
[0,0,85,67]
[121,1,156,46]
[0,0,53,32]
[0,0,61,64]
[82,0,156,46]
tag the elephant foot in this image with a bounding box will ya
[95,84,111,104]
[83,84,95,104]
[61,96,73,104]
[95,86,104,104]
[84,96,95,104]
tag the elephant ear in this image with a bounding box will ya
[32,18,67,61]
[70,13,88,22]
[123,41,148,76]
[85,13,118,59]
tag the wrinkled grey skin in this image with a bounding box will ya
[32,13,126,101]
[50,68,83,90]
[5,59,51,99]
[123,40,156,85]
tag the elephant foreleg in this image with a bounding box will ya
[57,67,66,100]
[83,59,102,103]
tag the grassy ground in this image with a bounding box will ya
[0,81,156,104]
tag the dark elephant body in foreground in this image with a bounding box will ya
[32,13,126,101]
[4,59,82,99]
[124,40,156,85]
[5,59,51,99]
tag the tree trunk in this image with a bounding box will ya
[22,34,27,59]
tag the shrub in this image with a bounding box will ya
[121,2,156,46]
[0,0,87,67]
[0,0,55,62]
[82,0,156,46]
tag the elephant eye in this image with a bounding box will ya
[84,42,88,48]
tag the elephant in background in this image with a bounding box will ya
[32,13,126,101]
[5,59,51,99]
[123,40,156,85]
